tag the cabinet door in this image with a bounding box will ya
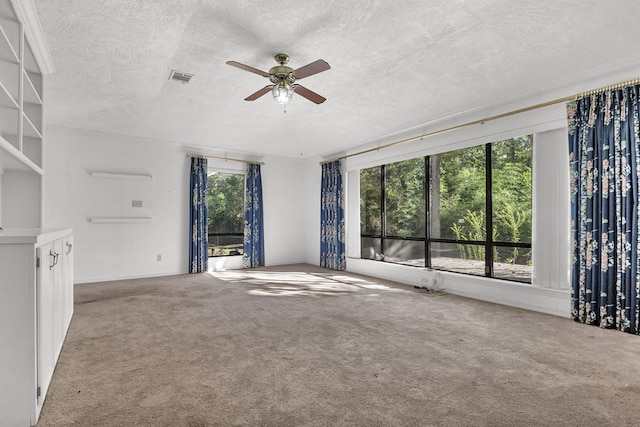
[51,238,64,356]
[36,242,56,407]
[61,235,74,332]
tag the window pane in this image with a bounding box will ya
[207,172,244,234]
[360,167,382,235]
[209,235,244,256]
[430,242,485,277]
[385,158,425,238]
[492,136,532,244]
[494,246,531,283]
[429,146,486,240]
[361,237,382,260]
[207,172,244,256]
[383,239,425,267]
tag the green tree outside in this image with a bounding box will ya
[207,172,244,256]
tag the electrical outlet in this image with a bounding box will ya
[132,200,143,208]
[157,254,162,262]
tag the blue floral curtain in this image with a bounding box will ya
[568,84,640,334]
[243,163,265,268]
[189,157,208,273]
[320,160,346,270]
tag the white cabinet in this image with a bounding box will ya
[0,228,73,427]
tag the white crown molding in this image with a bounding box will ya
[10,0,55,74]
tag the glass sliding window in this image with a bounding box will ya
[430,242,486,276]
[358,135,532,284]
[384,158,426,238]
[493,246,532,283]
[207,172,244,257]
[383,238,425,267]
[491,136,533,281]
[361,236,382,260]
[383,158,426,266]
[430,145,486,241]
[491,136,532,244]
[360,166,382,259]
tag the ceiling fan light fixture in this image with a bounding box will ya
[272,81,294,104]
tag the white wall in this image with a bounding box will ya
[2,169,41,228]
[43,127,189,283]
[44,127,306,283]
[0,170,3,226]
[533,128,570,289]
[261,155,307,266]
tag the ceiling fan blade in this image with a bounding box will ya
[293,85,326,104]
[226,61,270,77]
[245,85,274,101]
[292,59,330,79]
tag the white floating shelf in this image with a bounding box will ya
[89,217,153,224]
[90,172,153,180]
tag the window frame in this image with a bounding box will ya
[359,138,533,283]
[206,170,245,258]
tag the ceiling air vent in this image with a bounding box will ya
[169,70,194,84]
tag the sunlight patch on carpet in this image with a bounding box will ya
[209,270,403,297]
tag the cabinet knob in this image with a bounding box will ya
[65,241,73,254]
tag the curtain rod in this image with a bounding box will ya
[320,76,640,165]
[187,153,265,165]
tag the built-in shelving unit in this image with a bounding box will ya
[0,0,54,229]
[0,4,67,426]
[0,0,43,172]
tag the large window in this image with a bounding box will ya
[207,172,244,257]
[360,135,532,282]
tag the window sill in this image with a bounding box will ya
[347,257,570,318]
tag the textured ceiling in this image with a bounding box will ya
[34,0,640,159]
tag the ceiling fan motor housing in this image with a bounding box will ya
[269,69,296,85]
[269,54,295,85]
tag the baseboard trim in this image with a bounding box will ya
[75,270,186,284]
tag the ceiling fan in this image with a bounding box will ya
[226,53,330,105]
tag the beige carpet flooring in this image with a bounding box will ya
[37,264,640,426]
